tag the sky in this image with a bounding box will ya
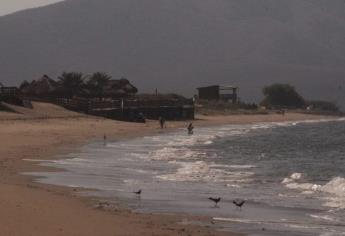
[0,0,63,16]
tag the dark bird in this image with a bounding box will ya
[208,197,221,206]
[134,189,142,195]
[233,199,245,210]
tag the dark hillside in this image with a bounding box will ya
[1,0,345,106]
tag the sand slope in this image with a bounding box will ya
[0,102,86,120]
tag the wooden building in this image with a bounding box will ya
[197,85,238,103]
[0,86,18,96]
[55,97,194,121]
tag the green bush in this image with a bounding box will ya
[261,84,305,109]
[307,100,339,112]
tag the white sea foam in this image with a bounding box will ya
[157,161,254,183]
[285,182,322,192]
[213,217,308,227]
[226,184,242,188]
[291,172,303,180]
[123,179,140,185]
[149,147,205,161]
[283,173,345,209]
[321,177,345,208]
[213,217,257,224]
[285,223,321,230]
[282,173,322,192]
[322,177,345,196]
[226,165,257,169]
[157,161,209,181]
[309,214,338,223]
[248,117,345,133]
[278,193,300,198]
[282,172,303,184]
[163,134,217,147]
[320,233,345,236]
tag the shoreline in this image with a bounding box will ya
[0,109,339,236]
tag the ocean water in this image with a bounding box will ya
[25,118,345,235]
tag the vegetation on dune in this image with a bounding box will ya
[0,95,25,107]
[4,77,342,115]
[307,100,339,112]
[195,82,341,115]
[260,83,340,113]
[57,72,88,98]
[86,72,112,98]
[18,72,138,99]
[19,80,30,90]
[261,84,305,109]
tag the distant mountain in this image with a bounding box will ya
[1,0,345,106]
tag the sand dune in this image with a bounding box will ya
[0,101,86,120]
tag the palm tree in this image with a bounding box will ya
[19,80,30,90]
[57,72,87,97]
[86,72,112,98]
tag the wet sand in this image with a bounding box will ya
[0,103,335,236]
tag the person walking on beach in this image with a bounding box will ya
[103,134,107,146]
[187,122,194,135]
[159,116,166,129]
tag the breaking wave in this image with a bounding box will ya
[157,161,254,183]
[283,173,345,209]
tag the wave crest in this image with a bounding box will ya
[282,173,345,209]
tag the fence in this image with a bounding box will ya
[54,97,195,121]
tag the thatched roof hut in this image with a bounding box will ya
[20,75,59,96]
[99,78,138,98]
[20,75,138,99]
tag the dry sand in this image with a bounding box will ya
[0,102,337,236]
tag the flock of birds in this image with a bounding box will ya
[208,197,246,210]
[131,125,246,209]
[106,133,247,211]
[133,189,246,210]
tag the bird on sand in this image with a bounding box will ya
[233,199,245,210]
[208,197,221,206]
[133,189,142,195]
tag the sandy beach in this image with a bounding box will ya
[0,102,336,236]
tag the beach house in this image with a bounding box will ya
[197,85,238,103]
[0,84,18,97]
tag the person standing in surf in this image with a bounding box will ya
[159,116,166,129]
[103,134,107,146]
[187,122,194,135]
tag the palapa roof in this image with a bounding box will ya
[20,75,59,95]
[102,79,138,96]
[20,75,138,98]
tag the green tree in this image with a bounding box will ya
[86,72,111,98]
[57,72,86,97]
[261,84,305,108]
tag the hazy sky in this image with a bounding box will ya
[0,0,63,16]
